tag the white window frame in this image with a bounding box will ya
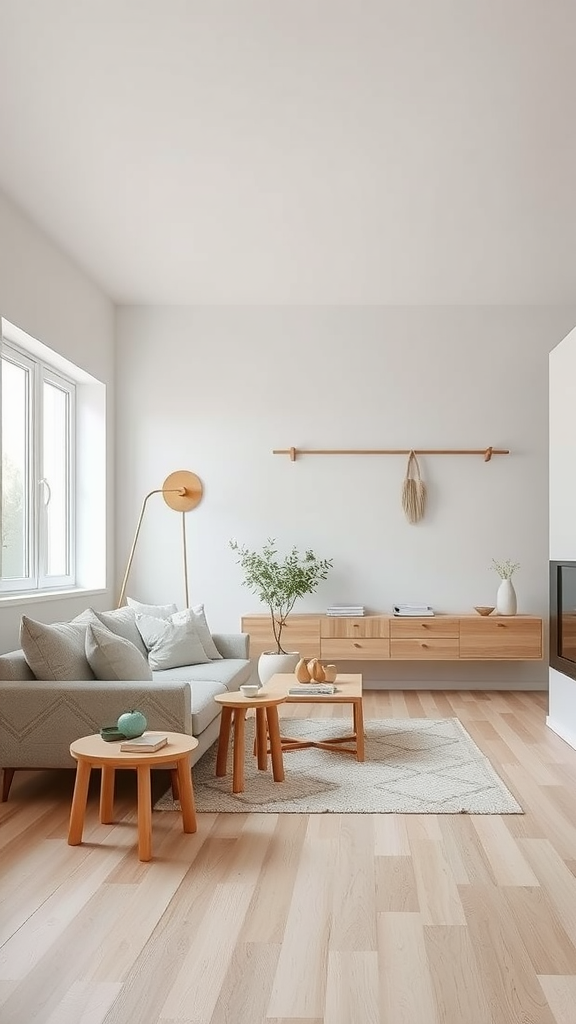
[1,338,76,593]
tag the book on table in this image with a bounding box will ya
[288,685,337,695]
[120,733,168,752]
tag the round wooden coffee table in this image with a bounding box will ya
[67,732,198,862]
[213,692,286,793]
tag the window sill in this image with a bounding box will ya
[0,588,109,609]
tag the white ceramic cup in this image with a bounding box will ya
[240,684,259,698]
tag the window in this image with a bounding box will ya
[1,338,76,592]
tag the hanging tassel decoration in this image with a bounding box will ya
[401,450,426,524]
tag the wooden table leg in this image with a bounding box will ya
[171,768,180,801]
[176,755,197,833]
[255,707,268,770]
[266,706,285,783]
[68,759,92,846]
[216,705,233,777]
[136,765,153,862]
[354,699,365,762]
[232,708,247,793]
[100,765,115,823]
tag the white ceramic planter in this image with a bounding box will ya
[496,578,517,616]
[257,651,300,687]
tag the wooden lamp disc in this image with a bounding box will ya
[162,471,203,511]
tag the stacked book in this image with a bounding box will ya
[326,605,365,616]
[288,684,337,695]
[393,604,435,617]
[120,733,168,752]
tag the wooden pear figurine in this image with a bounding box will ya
[295,658,311,683]
[307,658,320,681]
[307,658,326,682]
[324,664,337,683]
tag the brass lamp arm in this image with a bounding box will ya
[116,471,203,609]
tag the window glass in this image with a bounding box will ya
[1,357,30,579]
[42,378,70,578]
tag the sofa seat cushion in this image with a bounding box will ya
[176,680,228,735]
[152,659,251,691]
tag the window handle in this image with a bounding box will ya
[39,478,52,507]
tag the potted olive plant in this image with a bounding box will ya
[230,537,333,684]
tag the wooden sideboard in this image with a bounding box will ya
[241,613,544,661]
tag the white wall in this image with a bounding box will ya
[548,325,576,745]
[0,190,115,652]
[116,305,576,689]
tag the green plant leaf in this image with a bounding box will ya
[230,537,333,653]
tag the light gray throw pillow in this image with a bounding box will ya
[135,609,211,671]
[20,615,95,681]
[85,622,152,681]
[190,603,223,660]
[127,597,178,619]
[75,606,149,659]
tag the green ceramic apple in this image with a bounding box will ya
[117,709,147,738]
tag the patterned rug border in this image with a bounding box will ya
[155,717,523,815]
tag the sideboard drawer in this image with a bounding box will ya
[459,617,543,660]
[389,617,459,638]
[390,638,460,660]
[241,615,321,659]
[321,638,391,661]
[321,616,389,639]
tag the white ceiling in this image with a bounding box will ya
[0,1,574,305]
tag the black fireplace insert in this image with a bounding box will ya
[550,560,576,681]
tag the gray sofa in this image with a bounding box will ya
[0,630,251,800]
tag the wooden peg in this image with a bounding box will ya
[484,446,493,462]
[289,447,296,462]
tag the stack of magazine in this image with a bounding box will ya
[392,603,435,617]
[326,604,365,616]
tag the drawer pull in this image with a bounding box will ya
[497,623,506,628]
[420,642,428,649]
[422,623,429,629]
[354,642,361,648]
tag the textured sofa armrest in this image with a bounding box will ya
[212,633,250,659]
[0,679,192,769]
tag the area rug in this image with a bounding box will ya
[154,717,523,814]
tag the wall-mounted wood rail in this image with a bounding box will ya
[272,446,510,463]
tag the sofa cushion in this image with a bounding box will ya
[127,597,178,619]
[184,680,229,735]
[135,610,210,671]
[152,658,252,691]
[190,604,223,660]
[75,606,149,659]
[85,623,153,681]
[0,649,37,681]
[20,615,95,681]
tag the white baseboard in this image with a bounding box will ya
[546,715,576,751]
[364,680,547,691]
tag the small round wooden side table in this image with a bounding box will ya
[213,692,286,794]
[67,732,199,862]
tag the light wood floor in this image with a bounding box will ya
[2,690,576,1024]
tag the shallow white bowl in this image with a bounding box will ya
[240,684,259,698]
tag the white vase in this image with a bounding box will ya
[496,578,517,616]
[257,651,300,687]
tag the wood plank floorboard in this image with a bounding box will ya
[1,690,576,1023]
